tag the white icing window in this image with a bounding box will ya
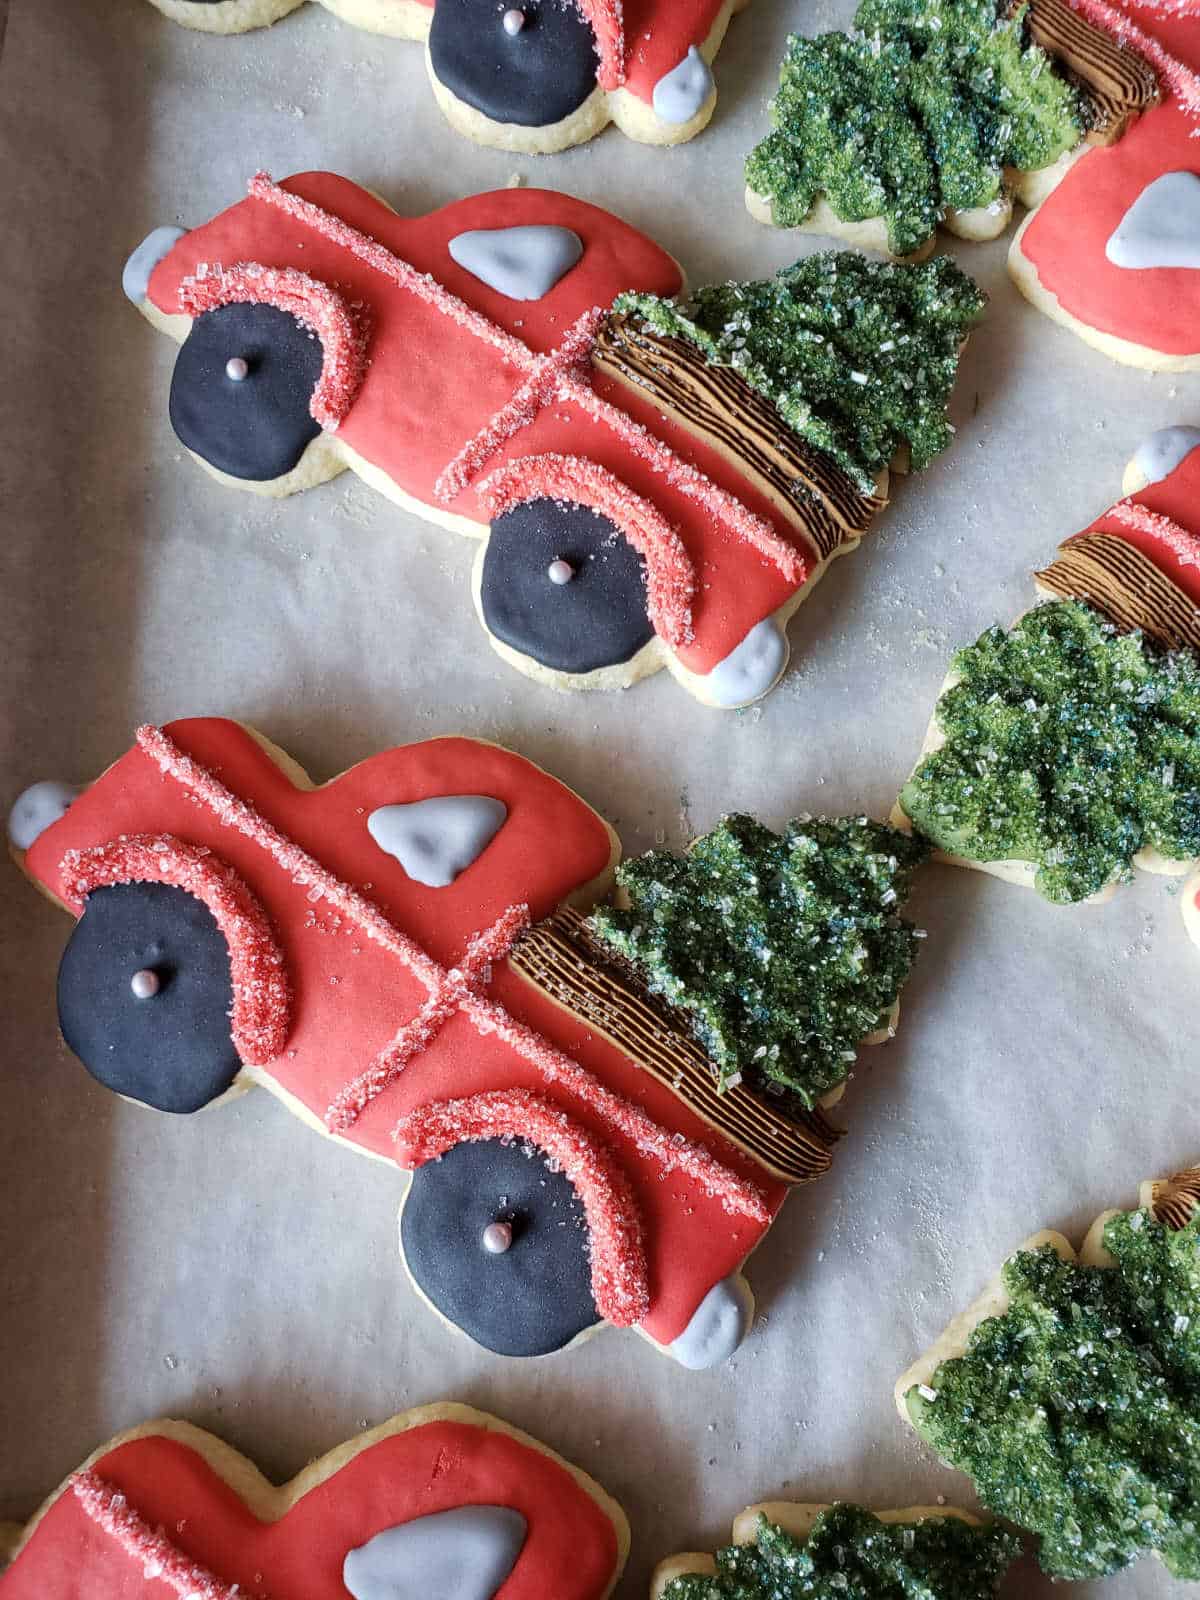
[343,1506,528,1600]
[448,225,584,301]
[367,796,508,888]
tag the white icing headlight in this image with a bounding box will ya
[122,225,188,306]
[7,780,80,851]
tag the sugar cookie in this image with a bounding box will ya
[1010,0,1200,369]
[144,0,749,154]
[127,172,983,707]
[894,427,1200,922]
[11,719,927,1363]
[897,1162,1200,1582]
[746,0,1158,261]
[0,1403,628,1599]
[651,1501,1015,1599]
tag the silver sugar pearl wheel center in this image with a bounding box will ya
[502,7,526,34]
[482,1220,513,1254]
[130,968,161,1001]
[225,356,250,382]
[547,558,575,586]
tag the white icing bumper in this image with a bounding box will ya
[669,1273,754,1369]
[700,619,788,708]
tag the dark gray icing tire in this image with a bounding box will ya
[169,301,324,483]
[428,0,599,129]
[480,497,654,675]
[56,881,242,1114]
[401,1137,601,1356]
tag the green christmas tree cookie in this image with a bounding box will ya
[590,813,928,1112]
[655,1504,1019,1600]
[615,252,985,494]
[745,0,1084,258]
[897,600,1200,903]
[899,1174,1200,1581]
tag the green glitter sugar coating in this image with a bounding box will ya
[615,251,984,493]
[746,0,1084,257]
[661,1505,1019,1600]
[589,814,928,1111]
[906,1210,1200,1580]
[899,601,1200,901]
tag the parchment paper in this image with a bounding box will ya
[2,2,1198,1594]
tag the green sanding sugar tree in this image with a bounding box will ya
[905,1209,1200,1580]
[746,0,1083,257]
[615,251,984,494]
[590,813,928,1111]
[899,600,1200,901]
[662,1505,1019,1599]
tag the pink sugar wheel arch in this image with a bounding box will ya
[577,0,625,90]
[59,833,292,1067]
[1066,0,1200,115]
[178,262,368,432]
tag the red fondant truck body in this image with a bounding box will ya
[151,0,746,154]
[18,718,791,1362]
[1014,1,1200,365]
[128,172,879,707]
[0,1407,626,1599]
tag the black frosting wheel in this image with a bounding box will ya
[480,496,655,674]
[401,1136,601,1356]
[429,0,599,129]
[169,301,325,483]
[56,881,243,1114]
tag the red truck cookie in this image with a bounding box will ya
[10,719,862,1364]
[145,0,749,153]
[124,172,912,709]
[1010,0,1200,368]
[0,1404,628,1599]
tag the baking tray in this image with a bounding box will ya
[1,1,1197,1593]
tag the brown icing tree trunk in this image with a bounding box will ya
[509,906,842,1187]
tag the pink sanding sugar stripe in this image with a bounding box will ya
[137,726,764,1217]
[325,904,531,1133]
[247,173,533,368]
[60,833,290,1066]
[576,0,625,90]
[178,263,367,431]
[435,367,556,504]
[135,725,445,994]
[1110,497,1200,566]
[328,988,459,1134]
[434,309,603,504]
[71,1472,249,1600]
[1060,0,1200,115]
[395,1087,649,1325]
[462,990,771,1222]
[561,372,807,583]
[478,452,696,648]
